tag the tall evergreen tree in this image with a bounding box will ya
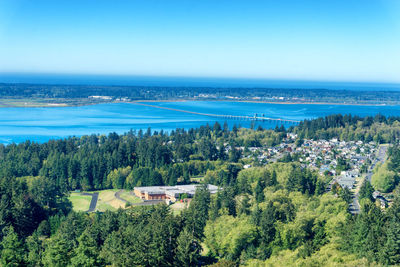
[175,228,201,267]
[255,180,265,203]
[0,226,26,266]
[42,232,75,267]
[257,202,276,259]
[382,217,400,265]
[359,180,375,202]
[184,184,211,239]
[70,228,102,267]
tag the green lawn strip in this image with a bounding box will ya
[68,193,92,212]
[169,202,188,216]
[100,189,120,193]
[190,175,204,182]
[96,202,117,212]
[69,189,131,212]
[119,191,143,204]
[96,189,124,211]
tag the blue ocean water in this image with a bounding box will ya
[1,101,400,144]
[1,73,400,91]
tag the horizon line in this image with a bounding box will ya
[1,71,400,87]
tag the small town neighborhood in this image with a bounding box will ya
[230,132,389,213]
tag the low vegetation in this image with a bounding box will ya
[96,189,124,212]
[68,193,92,212]
[119,191,142,204]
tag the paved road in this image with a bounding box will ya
[366,145,388,182]
[81,192,99,212]
[133,200,165,206]
[115,190,164,206]
[350,191,361,214]
[115,190,128,203]
[350,145,388,214]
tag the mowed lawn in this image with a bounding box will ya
[119,191,142,204]
[96,189,126,212]
[170,201,189,216]
[69,190,124,212]
[69,189,144,212]
[68,192,92,212]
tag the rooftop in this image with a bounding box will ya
[134,184,219,196]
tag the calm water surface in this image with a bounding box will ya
[2,73,400,91]
[1,101,400,144]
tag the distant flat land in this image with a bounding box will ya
[0,98,66,107]
[136,99,393,106]
[2,82,400,107]
[0,98,109,108]
[0,98,396,108]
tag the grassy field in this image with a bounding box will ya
[69,189,125,212]
[68,192,92,212]
[69,189,172,212]
[119,191,142,204]
[190,175,204,183]
[170,201,189,216]
[96,189,125,212]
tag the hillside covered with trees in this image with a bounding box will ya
[1,114,400,266]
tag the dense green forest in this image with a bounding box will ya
[295,113,400,142]
[2,114,400,266]
[2,83,400,104]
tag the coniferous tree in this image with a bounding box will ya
[184,184,211,239]
[70,228,102,267]
[339,187,353,204]
[257,202,276,259]
[255,180,265,203]
[175,228,201,267]
[358,180,375,202]
[237,194,251,216]
[42,232,75,267]
[0,226,26,266]
[26,231,45,267]
[382,217,400,265]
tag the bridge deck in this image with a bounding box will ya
[132,102,300,123]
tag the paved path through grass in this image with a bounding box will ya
[81,192,99,212]
[115,190,146,205]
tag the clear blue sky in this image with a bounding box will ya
[0,0,399,83]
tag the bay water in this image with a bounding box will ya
[1,101,400,144]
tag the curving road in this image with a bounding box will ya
[115,190,164,206]
[366,145,388,182]
[115,190,128,203]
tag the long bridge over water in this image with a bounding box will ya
[132,102,300,124]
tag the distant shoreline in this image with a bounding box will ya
[132,99,391,106]
[0,98,395,108]
[0,98,400,108]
